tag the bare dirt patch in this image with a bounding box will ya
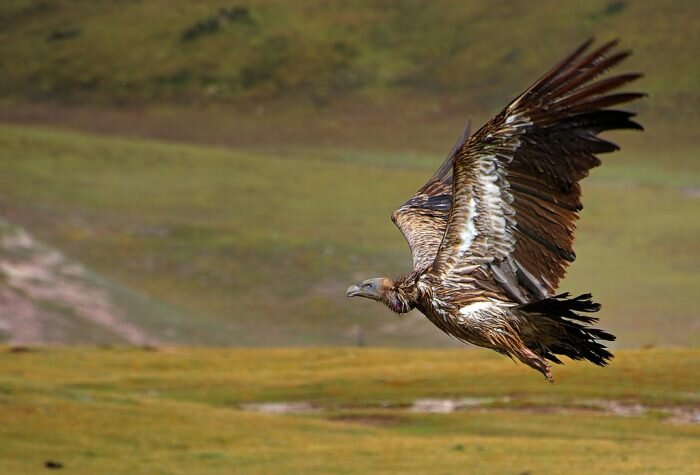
[0,219,155,345]
[238,401,319,415]
[237,396,700,425]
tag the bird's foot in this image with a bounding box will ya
[543,366,554,384]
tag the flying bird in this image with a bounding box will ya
[347,39,644,381]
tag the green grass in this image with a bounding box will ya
[0,123,698,346]
[1,0,698,120]
[3,0,698,160]
[0,347,698,474]
[1,5,698,471]
[0,123,449,346]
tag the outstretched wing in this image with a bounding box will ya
[391,121,470,271]
[430,39,644,303]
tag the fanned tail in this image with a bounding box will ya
[519,293,615,367]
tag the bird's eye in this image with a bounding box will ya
[362,282,374,289]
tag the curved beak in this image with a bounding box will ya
[346,284,362,297]
[346,278,384,300]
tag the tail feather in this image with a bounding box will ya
[519,293,615,367]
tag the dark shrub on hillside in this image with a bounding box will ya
[181,6,254,42]
[46,26,81,42]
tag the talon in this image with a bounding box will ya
[544,368,554,383]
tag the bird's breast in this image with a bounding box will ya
[455,300,514,326]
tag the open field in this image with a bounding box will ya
[1,3,698,473]
[0,1,698,348]
[1,123,698,346]
[0,347,698,474]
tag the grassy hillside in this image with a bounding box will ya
[0,347,698,474]
[0,218,196,345]
[0,124,698,346]
[0,0,698,123]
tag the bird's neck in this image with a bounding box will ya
[382,273,419,314]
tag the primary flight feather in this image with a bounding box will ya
[347,39,644,381]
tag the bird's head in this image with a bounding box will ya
[347,277,412,314]
[346,277,390,301]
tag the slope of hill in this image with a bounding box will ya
[0,218,202,345]
[0,347,698,474]
[0,0,698,124]
[0,124,698,346]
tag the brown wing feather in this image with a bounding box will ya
[391,121,470,271]
[430,39,643,301]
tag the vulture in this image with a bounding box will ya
[347,39,643,381]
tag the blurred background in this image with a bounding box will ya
[1,0,698,349]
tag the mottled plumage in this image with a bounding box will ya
[347,39,643,381]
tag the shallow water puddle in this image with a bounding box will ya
[238,397,700,424]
